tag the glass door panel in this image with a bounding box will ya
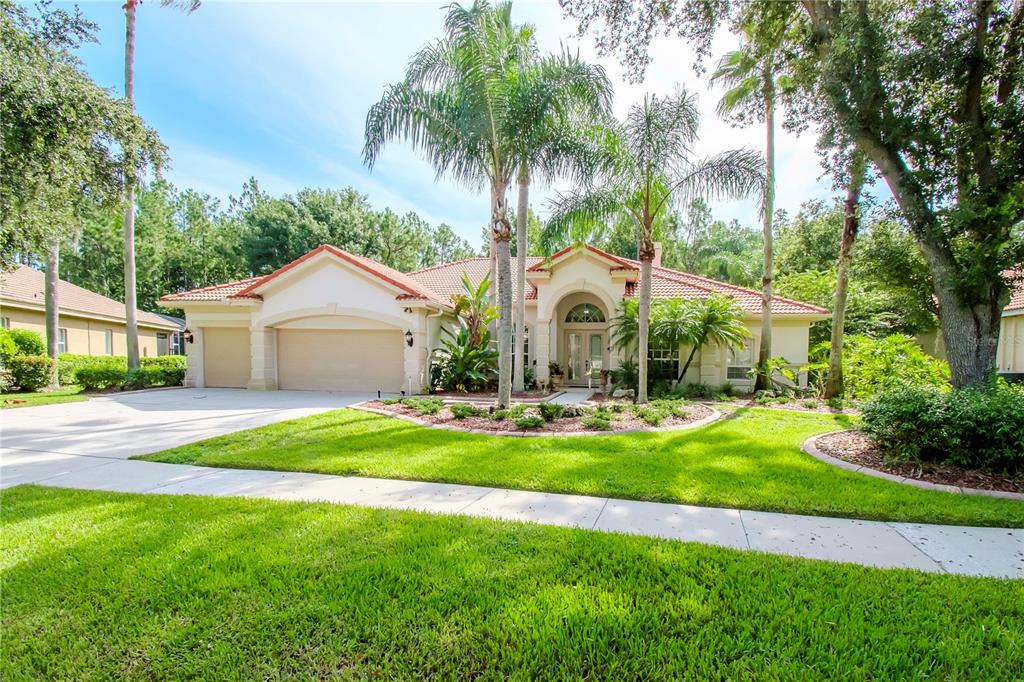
[567,332,583,382]
[588,334,603,380]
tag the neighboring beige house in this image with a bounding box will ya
[161,244,827,395]
[1,265,182,357]
[918,273,1024,379]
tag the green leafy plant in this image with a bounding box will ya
[5,329,45,357]
[434,321,499,392]
[6,355,55,391]
[450,402,484,419]
[451,272,497,347]
[581,415,612,431]
[633,405,666,426]
[863,384,1024,474]
[801,399,819,409]
[513,414,545,430]
[400,398,444,416]
[538,402,565,422]
[490,409,509,421]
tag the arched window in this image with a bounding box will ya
[564,303,605,323]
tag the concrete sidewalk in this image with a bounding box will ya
[2,449,1021,579]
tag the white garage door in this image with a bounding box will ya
[203,327,251,388]
[277,329,404,392]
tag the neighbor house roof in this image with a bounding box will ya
[1005,270,1024,313]
[161,245,451,307]
[159,243,828,316]
[1,265,180,330]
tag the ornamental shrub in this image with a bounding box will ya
[7,355,55,391]
[581,415,611,431]
[141,355,186,369]
[822,335,950,401]
[400,397,443,415]
[863,383,1024,473]
[76,366,127,391]
[513,414,545,430]
[124,366,185,390]
[0,331,18,364]
[538,403,564,422]
[7,329,45,356]
[449,402,484,419]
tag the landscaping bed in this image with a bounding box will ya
[364,397,715,434]
[815,430,1023,494]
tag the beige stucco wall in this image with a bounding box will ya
[1,305,165,357]
[998,313,1024,373]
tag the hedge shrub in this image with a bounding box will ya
[7,355,55,391]
[5,329,45,356]
[862,383,1024,473]
[76,364,186,391]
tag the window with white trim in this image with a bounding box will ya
[0,317,10,329]
[648,343,678,380]
[57,328,68,354]
[104,329,113,355]
[564,303,605,323]
[727,341,754,380]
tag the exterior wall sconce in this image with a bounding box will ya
[183,329,194,344]
[404,330,414,347]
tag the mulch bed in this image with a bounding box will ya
[364,400,715,434]
[430,390,554,403]
[815,430,1023,493]
[729,398,858,414]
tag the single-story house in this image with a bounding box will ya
[997,273,1023,378]
[160,243,828,394]
[1,265,182,357]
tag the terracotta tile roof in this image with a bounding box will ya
[406,257,543,302]
[158,243,827,316]
[161,245,450,307]
[159,276,264,303]
[527,244,634,271]
[2,265,180,329]
[1006,270,1024,312]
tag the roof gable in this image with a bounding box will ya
[527,244,636,272]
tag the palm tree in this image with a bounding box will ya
[544,90,762,403]
[122,0,200,370]
[365,0,534,408]
[452,272,497,347]
[655,295,751,382]
[711,24,789,392]
[507,51,612,391]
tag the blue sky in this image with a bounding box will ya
[59,0,849,247]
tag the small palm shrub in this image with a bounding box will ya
[513,415,545,430]
[434,322,498,392]
[632,405,666,426]
[581,415,612,431]
[863,383,1024,473]
[449,402,484,419]
[538,403,564,422]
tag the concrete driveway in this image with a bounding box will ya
[1,388,370,486]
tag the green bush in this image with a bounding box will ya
[141,355,186,369]
[863,384,1024,473]
[513,414,545,430]
[676,383,714,400]
[400,398,444,415]
[125,366,185,390]
[632,405,666,426]
[581,415,612,431]
[813,335,950,401]
[76,366,127,391]
[0,331,18,364]
[57,354,123,386]
[507,404,528,419]
[538,403,564,422]
[449,402,484,419]
[7,355,55,391]
[490,409,509,421]
[6,329,45,356]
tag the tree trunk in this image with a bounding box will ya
[492,180,513,409]
[824,157,866,399]
[123,0,141,370]
[677,344,699,384]
[513,165,528,392]
[637,230,655,404]
[754,92,775,392]
[45,238,60,389]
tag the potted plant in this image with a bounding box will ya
[548,361,564,390]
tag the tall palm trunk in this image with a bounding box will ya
[824,158,866,399]
[123,0,140,369]
[513,165,528,392]
[492,179,513,409]
[45,238,59,389]
[637,228,655,404]
[754,88,775,392]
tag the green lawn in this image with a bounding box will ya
[139,406,1024,528]
[2,485,1021,679]
[0,385,88,409]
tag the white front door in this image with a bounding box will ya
[565,331,604,385]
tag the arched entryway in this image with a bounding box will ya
[555,292,610,386]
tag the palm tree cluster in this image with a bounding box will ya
[365,0,611,407]
[611,295,750,386]
[543,91,763,402]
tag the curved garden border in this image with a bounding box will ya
[352,401,722,437]
[802,431,1024,500]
